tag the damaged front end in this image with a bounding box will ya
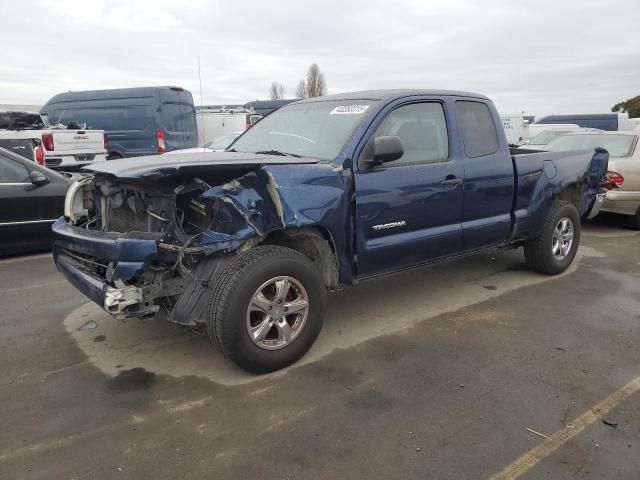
[53,165,296,324]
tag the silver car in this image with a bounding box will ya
[546,131,640,228]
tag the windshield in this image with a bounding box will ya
[546,134,637,157]
[230,100,375,160]
[529,130,572,145]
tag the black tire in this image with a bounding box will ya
[207,246,326,373]
[524,200,581,275]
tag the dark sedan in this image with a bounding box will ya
[0,147,71,255]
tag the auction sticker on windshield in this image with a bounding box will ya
[330,105,370,115]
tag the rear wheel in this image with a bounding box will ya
[207,246,326,373]
[524,200,581,275]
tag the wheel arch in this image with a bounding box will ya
[259,227,339,290]
[557,183,581,211]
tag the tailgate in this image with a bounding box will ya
[0,138,36,161]
[51,130,105,153]
[584,147,609,215]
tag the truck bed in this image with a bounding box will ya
[509,147,608,239]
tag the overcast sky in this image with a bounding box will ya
[2,0,639,116]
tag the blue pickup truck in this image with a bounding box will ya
[53,90,609,373]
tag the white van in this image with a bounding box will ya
[197,108,262,146]
[500,113,526,145]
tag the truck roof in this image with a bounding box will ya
[296,89,490,103]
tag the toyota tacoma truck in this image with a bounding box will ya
[52,90,609,373]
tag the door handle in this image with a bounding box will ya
[441,177,463,187]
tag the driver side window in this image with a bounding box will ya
[373,102,449,164]
[0,156,30,184]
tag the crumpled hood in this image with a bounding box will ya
[81,151,319,179]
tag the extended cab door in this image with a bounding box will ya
[354,100,465,276]
[454,100,515,250]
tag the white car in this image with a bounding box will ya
[519,128,601,151]
[546,131,640,228]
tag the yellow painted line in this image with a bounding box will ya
[488,376,640,480]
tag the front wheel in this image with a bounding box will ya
[207,246,326,373]
[524,200,581,275]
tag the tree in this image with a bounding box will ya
[269,81,285,100]
[295,80,307,99]
[294,63,327,99]
[612,95,640,118]
[305,63,327,98]
[307,63,327,98]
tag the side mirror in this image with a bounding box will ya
[374,136,404,163]
[358,136,404,171]
[30,170,49,186]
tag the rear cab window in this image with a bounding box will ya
[456,101,499,158]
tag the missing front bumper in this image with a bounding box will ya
[55,251,160,318]
[104,285,144,314]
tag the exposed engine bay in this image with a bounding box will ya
[67,175,235,240]
[59,166,319,324]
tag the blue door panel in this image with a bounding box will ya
[354,98,465,277]
[453,98,515,250]
[364,223,463,270]
[461,213,512,251]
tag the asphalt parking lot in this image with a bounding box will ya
[1,216,639,479]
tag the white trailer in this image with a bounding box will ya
[197,108,261,146]
[500,113,527,145]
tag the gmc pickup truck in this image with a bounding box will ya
[52,90,609,373]
[0,110,107,169]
